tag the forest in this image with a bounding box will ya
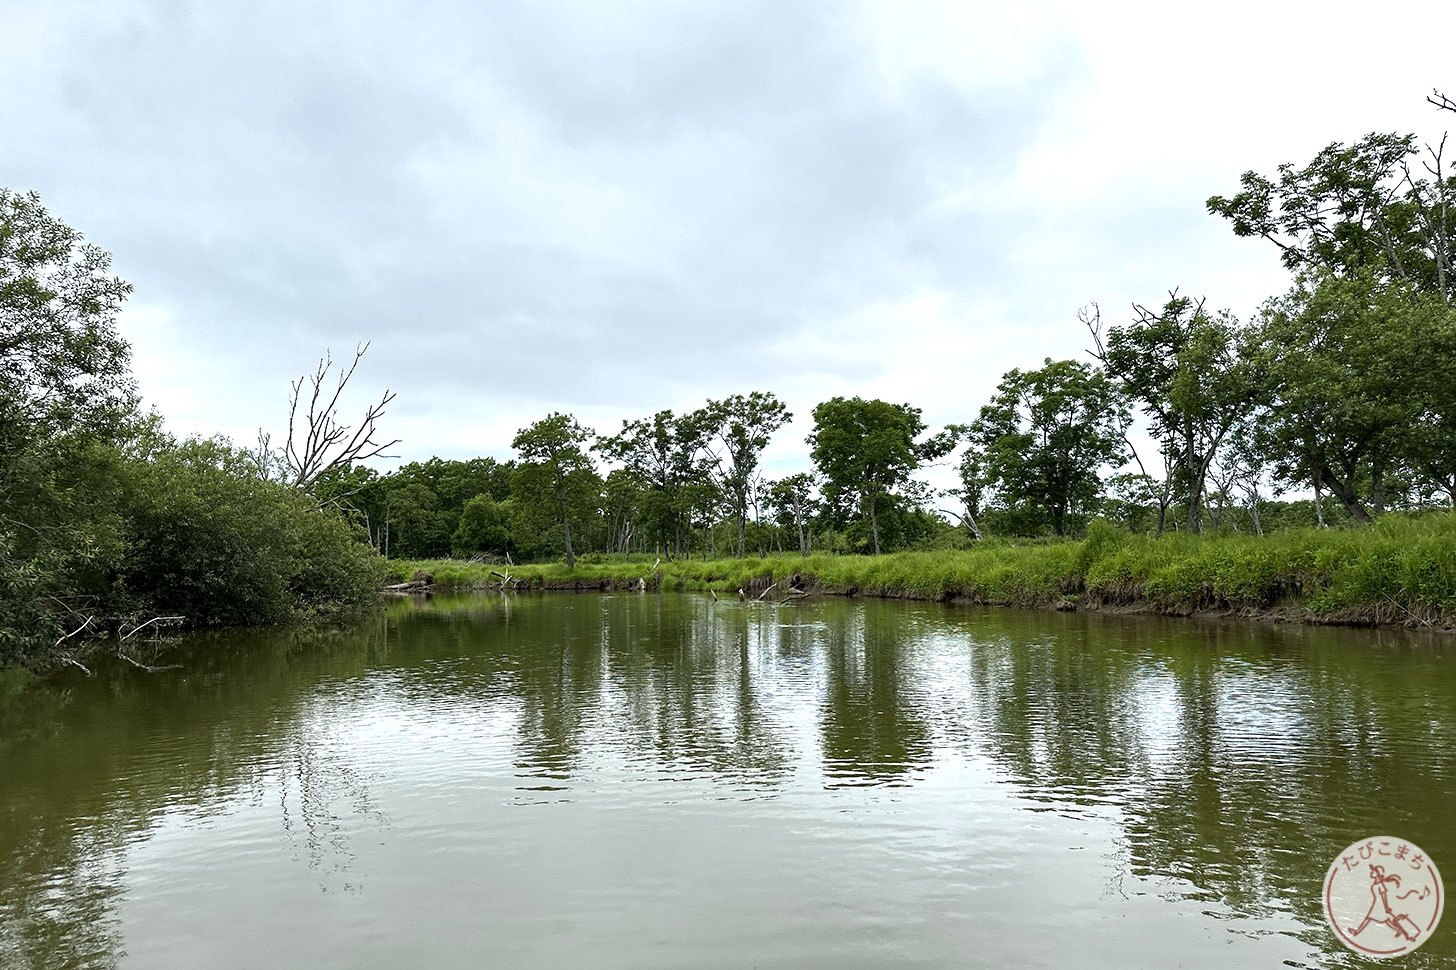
[5,94,1456,666]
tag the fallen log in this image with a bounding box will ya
[382,580,432,592]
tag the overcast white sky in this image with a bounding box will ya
[4,0,1455,485]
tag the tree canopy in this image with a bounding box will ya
[963,359,1126,536]
[809,397,951,554]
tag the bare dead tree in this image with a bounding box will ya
[1081,302,1172,533]
[1400,133,1453,301]
[279,343,399,490]
[1429,89,1456,114]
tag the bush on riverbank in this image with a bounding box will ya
[122,438,387,627]
[385,513,1456,628]
[0,191,388,670]
[1,434,388,670]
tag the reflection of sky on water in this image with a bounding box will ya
[1,595,1452,968]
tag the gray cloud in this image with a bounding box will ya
[3,0,1078,437]
[22,0,1414,473]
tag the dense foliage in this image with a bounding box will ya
[0,192,383,667]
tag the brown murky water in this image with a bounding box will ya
[1,593,1452,968]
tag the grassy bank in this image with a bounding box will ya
[385,514,1456,629]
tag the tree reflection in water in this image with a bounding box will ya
[0,594,1452,968]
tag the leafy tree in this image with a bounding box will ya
[1101,473,1164,534]
[766,473,817,555]
[963,359,1127,536]
[690,392,791,557]
[0,189,136,443]
[512,413,597,567]
[0,189,384,664]
[1207,131,1456,300]
[808,397,951,554]
[1247,271,1447,521]
[0,189,137,659]
[452,494,513,558]
[595,409,706,557]
[1088,295,1252,533]
[384,483,448,558]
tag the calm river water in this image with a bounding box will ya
[1,593,1453,968]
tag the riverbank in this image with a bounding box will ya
[385,515,1456,630]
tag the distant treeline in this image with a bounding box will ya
[6,93,1456,664]
[325,104,1456,565]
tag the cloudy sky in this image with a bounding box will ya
[4,0,1454,483]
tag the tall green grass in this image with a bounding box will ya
[385,513,1456,628]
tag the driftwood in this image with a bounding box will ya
[635,558,661,592]
[59,656,93,676]
[50,613,186,675]
[121,616,185,642]
[117,651,182,673]
[54,617,94,649]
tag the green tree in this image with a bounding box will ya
[767,473,818,556]
[808,397,951,554]
[1207,131,1455,301]
[595,409,706,557]
[599,468,642,555]
[512,413,597,567]
[1247,272,1444,521]
[452,494,513,558]
[0,189,137,659]
[384,483,448,558]
[964,359,1127,536]
[1088,296,1252,533]
[123,436,383,626]
[690,392,791,557]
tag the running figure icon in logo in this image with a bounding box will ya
[1324,837,1443,959]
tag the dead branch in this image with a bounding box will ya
[938,507,984,541]
[756,583,778,601]
[60,656,92,676]
[1079,302,1107,364]
[54,617,94,648]
[281,343,400,490]
[116,651,182,673]
[1429,89,1456,114]
[121,616,186,642]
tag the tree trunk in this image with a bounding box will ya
[1154,468,1173,538]
[559,495,576,567]
[1319,466,1372,525]
[1185,439,1203,535]
[867,491,881,556]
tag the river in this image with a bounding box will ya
[1,593,1452,968]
